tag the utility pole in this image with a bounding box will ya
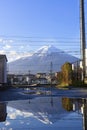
[80,0,86,82]
[82,99,87,130]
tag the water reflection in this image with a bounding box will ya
[82,99,87,130]
[62,98,73,111]
[62,98,87,130]
[0,97,87,130]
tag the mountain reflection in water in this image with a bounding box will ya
[0,97,87,130]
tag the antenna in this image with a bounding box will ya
[50,62,53,86]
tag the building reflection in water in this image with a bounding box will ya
[81,99,87,130]
[62,97,87,130]
[0,102,7,122]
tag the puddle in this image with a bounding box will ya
[0,96,86,130]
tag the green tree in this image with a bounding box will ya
[61,62,72,86]
[56,71,62,84]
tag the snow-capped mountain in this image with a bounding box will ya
[34,45,61,56]
[8,45,78,74]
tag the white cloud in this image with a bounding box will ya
[9,50,17,55]
[3,39,14,44]
[20,46,24,49]
[8,106,33,120]
[0,38,3,42]
[0,50,17,62]
[9,40,14,43]
[0,49,32,62]
[0,37,14,44]
[0,38,32,62]
[5,121,10,126]
[3,44,11,50]
[6,51,32,62]
[0,50,5,54]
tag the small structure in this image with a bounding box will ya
[0,55,7,86]
[36,73,48,84]
[36,73,46,78]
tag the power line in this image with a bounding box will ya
[0,35,80,40]
[0,39,81,44]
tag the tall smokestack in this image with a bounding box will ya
[80,0,86,81]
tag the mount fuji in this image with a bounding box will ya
[8,45,78,74]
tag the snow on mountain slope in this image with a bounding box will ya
[8,45,78,74]
[34,45,61,56]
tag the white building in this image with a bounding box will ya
[79,49,87,79]
[0,55,7,84]
[85,49,87,76]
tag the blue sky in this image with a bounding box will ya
[0,0,87,62]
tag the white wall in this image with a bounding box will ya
[85,49,87,76]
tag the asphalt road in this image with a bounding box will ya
[0,87,87,101]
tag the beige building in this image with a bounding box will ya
[0,55,7,84]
